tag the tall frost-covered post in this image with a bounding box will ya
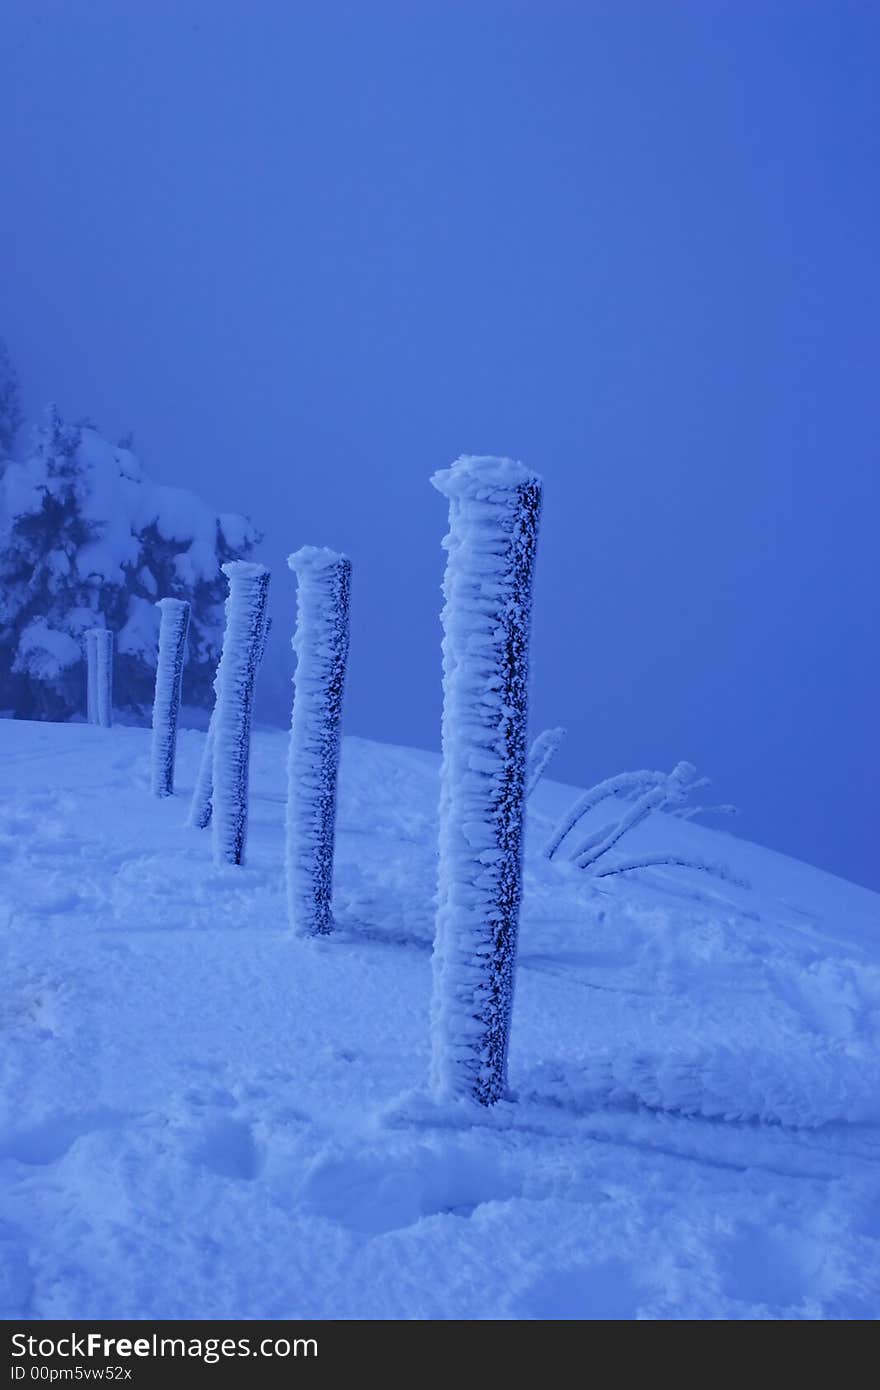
[286,547,351,936]
[150,598,191,797]
[85,628,114,728]
[211,562,270,866]
[430,456,542,1107]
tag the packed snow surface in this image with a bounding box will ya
[1,719,879,1319]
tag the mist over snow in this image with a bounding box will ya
[0,2,877,889]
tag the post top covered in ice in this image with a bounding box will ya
[431,454,541,499]
[221,560,270,581]
[155,596,190,612]
[287,546,349,574]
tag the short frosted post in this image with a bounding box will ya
[188,713,216,829]
[189,611,271,831]
[286,547,351,936]
[85,629,98,723]
[85,628,114,728]
[150,598,191,797]
[211,562,270,866]
[430,455,542,1106]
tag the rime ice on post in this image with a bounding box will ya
[86,628,114,727]
[150,598,191,797]
[211,562,270,866]
[430,455,542,1107]
[84,629,98,723]
[285,547,351,936]
[188,712,216,829]
[189,611,271,831]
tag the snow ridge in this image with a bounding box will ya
[430,455,543,1106]
[286,547,351,936]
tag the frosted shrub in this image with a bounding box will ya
[211,562,270,866]
[150,598,191,797]
[286,548,351,937]
[547,760,746,886]
[525,726,566,799]
[430,455,543,1107]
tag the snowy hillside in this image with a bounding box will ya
[1,718,879,1319]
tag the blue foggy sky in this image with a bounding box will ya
[1,1,878,890]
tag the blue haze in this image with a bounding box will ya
[1,1,878,889]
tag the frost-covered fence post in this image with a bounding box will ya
[286,548,351,936]
[86,628,114,728]
[188,611,271,831]
[430,455,543,1107]
[211,562,270,866]
[84,629,98,724]
[150,598,191,797]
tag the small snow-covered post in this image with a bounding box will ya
[188,612,271,831]
[211,561,270,866]
[150,598,191,797]
[430,455,542,1107]
[84,629,98,724]
[286,547,351,936]
[87,628,114,728]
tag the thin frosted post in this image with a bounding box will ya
[430,456,542,1107]
[211,562,270,866]
[87,628,114,728]
[189,611,271,831]
[286,547,351,936]
[188,712,216,829]
[150,598,191,797]
[85,630,98,724]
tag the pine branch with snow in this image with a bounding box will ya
[430,455,543,1108]
[285,548,351,936]
[210,562,270,866]
[150,598,191,797]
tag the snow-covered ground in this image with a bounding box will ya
[1,718,879,1319]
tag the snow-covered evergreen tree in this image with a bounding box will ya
[211,562,270,866]
[285,547,351,937]
[0,410,259,721]
[150,599,191,796]
[0,340,23,461]
[430,455,543,1107]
